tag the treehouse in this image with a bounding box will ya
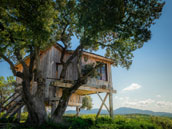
[1,43,116,119]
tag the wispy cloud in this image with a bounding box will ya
[124,99,155,107]
[113,96,172,113]
[138,99,155,105]
[156,101,172,107]
[122,83,142,92]
[156,95,161,98]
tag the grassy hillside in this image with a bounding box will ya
[1,114,172,129]
[65,107,172,118]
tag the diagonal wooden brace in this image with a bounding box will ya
[96,92,110,114]
[96,93,109,119]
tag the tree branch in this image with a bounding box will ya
[14,48,29,74]
[76,48,83,78]
[60,45,83,79]
[59,23,69,64]
[61,24,69,44]
[29,45,36,80]
[0,52,23,78]
[69,62,103,93]
[60,46,67,64]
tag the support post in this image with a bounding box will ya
[51,102,56,117]
[108,64,114,119]
[109,90,113,118]
[96,93,108,119]
[76,106,80,117]
[17,108,21,122]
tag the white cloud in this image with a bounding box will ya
[122,83,142,92]
[156,95,161,98]
[138,99,155,105]
[156,101,172,107]
[123,98,155,107]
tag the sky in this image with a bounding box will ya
[0,0,172,113]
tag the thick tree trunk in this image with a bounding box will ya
[22,77,47,125]
[24,96,47,125]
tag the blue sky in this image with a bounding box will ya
[86,0,172,113]
[0,0,172,113]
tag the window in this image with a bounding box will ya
[97,63,108,81]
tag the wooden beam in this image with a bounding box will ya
[51,102,56,117]
[68,103,82,107]
[109,91,113,118]
[96,92,110,114]
[96,93,108,119]
[49,97,60,101]
[76,106,80,117]
[51,80,117,95]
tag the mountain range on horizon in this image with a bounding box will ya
[65,107,172,118]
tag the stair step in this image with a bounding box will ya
[1,100,23,118]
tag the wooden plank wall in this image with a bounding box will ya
[15,45,113,106]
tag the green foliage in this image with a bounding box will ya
[0,76,15,105]
[81,96,93,110]
[0,0,165,69]
[77,0,165,69]
[0,0,57,64]
[7,114,172,129]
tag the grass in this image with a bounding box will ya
[1,113,172,129]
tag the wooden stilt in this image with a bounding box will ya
[16,108,21,122]
[96,92,110,113]
[96,93,108,119]
[109,90,113,118]
[76,106,80,117]
[51,102,56,117]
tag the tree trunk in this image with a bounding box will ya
[52,89,72,123]
[22,77,47,125]
[52,80,85,122]
[24,96,47,125]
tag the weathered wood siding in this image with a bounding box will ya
[81,54,112,88]
[16,45,112,89]
[15,45,113,106]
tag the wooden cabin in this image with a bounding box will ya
[15,43,116,117]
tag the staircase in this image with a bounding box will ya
[0,91,24,121]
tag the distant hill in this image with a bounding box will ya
[65,107,172,117]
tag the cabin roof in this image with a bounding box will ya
[55,43,114,64]
[15,43,114,67]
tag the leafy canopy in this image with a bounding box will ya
[0,0,165,70]
[77,0,165,68]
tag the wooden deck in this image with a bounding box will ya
[50,80,116,95]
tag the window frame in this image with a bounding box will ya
[97,63,108,81]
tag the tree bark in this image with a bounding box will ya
[22,74,47,125]
[52,79,85,122]
[52,88,71,123]
[52,61,103,122]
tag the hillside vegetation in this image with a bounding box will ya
[1,114,172,129]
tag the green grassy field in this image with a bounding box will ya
[1,113,172,129]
